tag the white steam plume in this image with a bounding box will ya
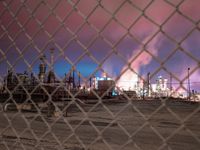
[117,33,161,90]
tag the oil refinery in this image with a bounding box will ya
[0,49,199,106]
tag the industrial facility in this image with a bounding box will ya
[0,48,199,106]
[0,49,117,105]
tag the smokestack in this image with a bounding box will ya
[188,68,191,100]
[50,48,54,71]
[143,79,145,100]
[38,55,46,82]
[72,66,76,88]
[89,77,92,88]
[137,75,139,92]
[170,73,172,91]
[68,71,73,89]
[147,72,150,97]
[78,72,81,88]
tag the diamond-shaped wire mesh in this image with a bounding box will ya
[0,0,200,150]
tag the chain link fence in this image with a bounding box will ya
[0,0,200,149]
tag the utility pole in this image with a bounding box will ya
[188,68,191,100]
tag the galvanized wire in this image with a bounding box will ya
[0,0,200,150]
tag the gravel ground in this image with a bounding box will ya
[0,99,200,150]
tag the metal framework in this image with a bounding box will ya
[0,0,200,150]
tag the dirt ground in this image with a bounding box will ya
[0,99,200,150]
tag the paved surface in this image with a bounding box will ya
[0,100,199,150]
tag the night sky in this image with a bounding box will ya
[0,0,200,91]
